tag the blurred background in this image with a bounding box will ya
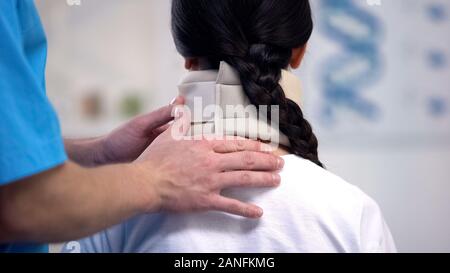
[35,0,450,252]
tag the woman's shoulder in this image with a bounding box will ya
[259,154,396,252]
[281,154,365,197]
[279,154,377,222]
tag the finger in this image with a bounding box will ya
[166,105,192,138]
[214,171,281,190]
[217,152,284,171]
[211,195,263,218]
[170,96,185,105]
[137,105,176,134]
[147,124,171,140]
[211,137,274,154]
[154,124,170,134]
[137,96,186,134]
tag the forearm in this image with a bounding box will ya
[0,161,155,244]
[64,138,106,167]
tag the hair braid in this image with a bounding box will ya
[225,44,323,167]
[172,0,323,167]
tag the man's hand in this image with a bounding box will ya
[65,97,184,166]
[134,107,284,218]
[0,103,283,244]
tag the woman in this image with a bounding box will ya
[63,0,396,253]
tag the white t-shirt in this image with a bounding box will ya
[64,155,396,253]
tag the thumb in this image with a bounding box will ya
[168,105,192,140]
[134,96,185,134]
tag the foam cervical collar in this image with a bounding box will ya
[178,61,303,147]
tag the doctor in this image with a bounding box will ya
[0,0,283,252]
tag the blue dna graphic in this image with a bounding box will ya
[318,0,383,124]
[425,2,448,118]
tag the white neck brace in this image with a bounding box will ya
[178,61,303,147]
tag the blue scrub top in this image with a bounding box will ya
[0,0,67,252]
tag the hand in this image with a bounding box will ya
[98,97,185,164]
[134,107,284,218]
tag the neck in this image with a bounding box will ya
[274,146,290,156]
[178,61,303,151]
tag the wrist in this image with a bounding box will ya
[128,161,163,214]
[91,136,109,166]
[81,137,109,167]
[65,138,106,167]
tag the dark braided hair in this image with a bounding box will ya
[172,0,323,167]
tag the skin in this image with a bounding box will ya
[0,97,283,244]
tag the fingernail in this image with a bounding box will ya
[173,106,184,119]
[277,157,285,170]
[255,207,263,218]
[272,173,281,185]
[171,96,182,105]
[171,96,185,105]
[261,143,274,153]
